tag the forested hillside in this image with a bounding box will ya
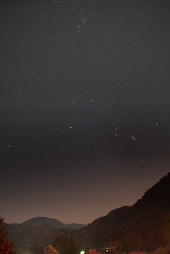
[72,173,170,252]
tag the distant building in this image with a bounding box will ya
[105,247,115,253]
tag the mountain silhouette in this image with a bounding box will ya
[23,217,66,228]
[9,216,85,230]
[6,172,170,254]
[72,172,170,251]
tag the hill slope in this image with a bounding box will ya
[72,172,170,251]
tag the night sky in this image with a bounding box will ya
[1,0,170,225]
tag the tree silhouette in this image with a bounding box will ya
[53,235,79,254]
[28,244,44,254]
[0,216,16,254]
[44,244,58,254]
[162,213,170,243]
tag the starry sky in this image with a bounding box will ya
[1,0,170,225]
